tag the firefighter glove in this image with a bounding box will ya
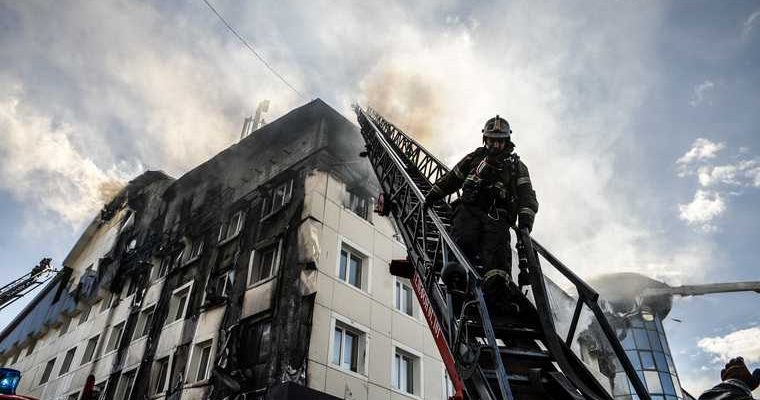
[518,211,535,233]
[720,357,760,390]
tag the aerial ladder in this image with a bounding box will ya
[353,105,651,400]
[0,258,59,312]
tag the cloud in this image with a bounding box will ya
[677,138,725,168]
[689,80,715,107]
[698,326,760,364]
[0,84,139,228]
[678,190,726,232]
[743,10,760,38]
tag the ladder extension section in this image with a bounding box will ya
[0,258,58,311]
[354,105,650,400]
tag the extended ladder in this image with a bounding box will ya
[354,105,650,400]
[0,258,58,311]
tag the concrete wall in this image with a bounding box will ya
[303,171,447,400]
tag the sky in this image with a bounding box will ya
[0,0,759,396]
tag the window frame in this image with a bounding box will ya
[39,357,56,385]
[336,239,371,292]
[166,282,192,325]
[247,240,282,287]
[219,211,245,243]
[133,305,156,340]
[345,188,370,221]
[260,179,294,220]
[152,356,170,395]
[80,334,100,365]
[329,315,368,377]
[394,278,416,318]
[58,346,77,376]
[391,343,423,397]
[191,340,214,382]
[105,321,126,353]
[114,369,136,400]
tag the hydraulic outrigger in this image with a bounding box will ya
[354,105,651,400]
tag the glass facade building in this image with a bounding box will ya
[613,313,683,400]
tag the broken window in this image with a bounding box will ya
[187,239,204,261]
[261,179,294,219]
[345,189,369,220]
[331,320,366,374]
[248,241,281,286]
[80,334,99,365]
[239,319,272,387]
[58,347,76,376]
[219,211,245,242]
[205,270,234,306]
[156,256,171,279]
[339,244,366,290]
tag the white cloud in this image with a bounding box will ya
[698,326,760,364]
[743,10,760,38]
[677,138,725,168]
[678,190,726,232]
[689,80,715,107]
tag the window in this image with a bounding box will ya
[167,285,191,324]
[26,339,37,356]
[114,370,136,400]
[193,341,213,382]
[59,347,76,376]
[59,317,71,336]
[206,270,234,303]
[156,257,171,279]
[239,319,272,386]
[188,239,204,261]
[261,180,294,218]
[338,245,366,290]
[152,357,170,394]
[106,322,125,353]
[81,335,99,365]
[93,381,106,400]
[100,292,114,312]
[66,392,79,400]
[248,242,281,285]
[219,211,245,242]
[331,321,366,374]
[39,358,56,384]
[345,190,369,220]
[133,306,156,340]
[395,279,415,317]
[393,348,421,395]
[78,305,92,325]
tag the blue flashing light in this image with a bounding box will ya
[0,368,21,395]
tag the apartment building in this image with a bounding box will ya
[0,99,451,400]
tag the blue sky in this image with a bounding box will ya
[0,0,759,395]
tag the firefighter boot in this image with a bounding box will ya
[482,269,520,317]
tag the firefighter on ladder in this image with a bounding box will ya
[424,115,538,311]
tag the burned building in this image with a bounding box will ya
[0,100,452,400]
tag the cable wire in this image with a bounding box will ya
[201,0,306,99]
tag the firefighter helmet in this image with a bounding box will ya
[482,115,511,139]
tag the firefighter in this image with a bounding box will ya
[699,357,759,400]
[424,115,538,296]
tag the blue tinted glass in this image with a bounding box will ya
[622,332,636,350]
[654,352,668,371]
[631,318,644,327]
[660,334,670,354]
[649,331,663,351]
[666,354,677,374]
[660,372,676,395]
[644,320,657,331]
[640,351,655,369]
[626,350,641,369]
[654,317,664,333]
[634,329,650,350]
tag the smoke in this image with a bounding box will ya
[0,84,138,229]
[359,64,443,149]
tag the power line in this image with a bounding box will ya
[200,0,306,99]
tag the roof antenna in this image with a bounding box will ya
[240,100,270,140]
